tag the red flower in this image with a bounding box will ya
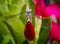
[35,0,45,17]
[49,21,60,43]
[24,21,35,41]
[35,0,60,43]
[35,0,60,18]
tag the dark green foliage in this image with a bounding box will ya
[37,17,51,44]
[20,5,26,25]
[22,40,29,44]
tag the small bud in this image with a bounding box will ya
[24,21,35,41]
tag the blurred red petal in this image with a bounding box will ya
[35,0,45,17]
[34,0,38,3]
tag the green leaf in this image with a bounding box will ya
[0,20,15,44]
[2,35,11,44]
[4,16,25,44]
[37,17,51,44]
[0,0,25,17]
[1,35,15,44]
[20,5,26,25]
[0,34,4,44]
[0,21,8,35]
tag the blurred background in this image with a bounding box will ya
[0,0,60,44]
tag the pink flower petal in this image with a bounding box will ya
[35,0,60,18]
[44,4,60,18]
[50,21,60,43]
[34,0,38,3]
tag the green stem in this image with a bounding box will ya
[34,16,42,44]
